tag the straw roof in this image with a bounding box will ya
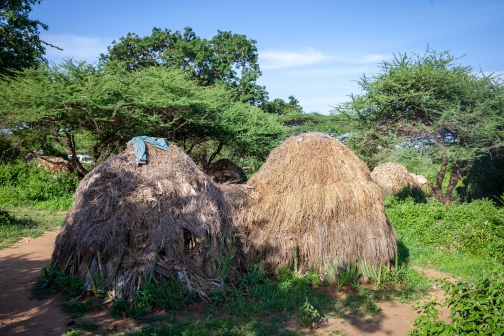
[233,133,396,273]
[51,143,239,298]
[410,173,433,195]
[205,159,247,184]
[36,156,70,173]
[371,162,418,196]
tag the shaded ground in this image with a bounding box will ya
[0,229,452,336]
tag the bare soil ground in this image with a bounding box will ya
[0,230,451,336]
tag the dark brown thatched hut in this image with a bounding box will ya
[371,162,418,196]
[234,133,396,273]
[51,143,239,298]
[205,159,247,184]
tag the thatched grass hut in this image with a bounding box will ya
[234,133,396,273]
[410,173,433,195]
[371,162,418,196]
[51,143,239,297]
[36,156,70,173]
[205,159,247,184]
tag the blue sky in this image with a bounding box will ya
[32,0,504,114]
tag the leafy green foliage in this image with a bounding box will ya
[298,297,320,329]
[100,27,267,106]
[0,0,58,76]
[32,266,83,300]
[410,273,504,335]
[0,161,77,209]
[462,151,504,200]
[111,276,196,319]
[0,60,284,174]
[387,197,504,261]
[335,48,504,202]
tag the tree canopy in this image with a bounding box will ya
[335,49,504,202]
[0,0,58,76]
[0,60,284,175]
[100,27,268,106]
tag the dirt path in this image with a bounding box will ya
[0,229,69,335]
[0,230,452,336]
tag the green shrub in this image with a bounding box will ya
[32,266,84,300]
[298,297,320,329]
[387,197,504,262]
[0,161,78,210]
[111,275,196,319]
[410,272,504,335]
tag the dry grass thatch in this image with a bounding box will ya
[371,162,418,196]
[232,133,396,273]
[36,156,70,172]
[51,143,240,298]
[205,159,247,184]
[410,173,433,195]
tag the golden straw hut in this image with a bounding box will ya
[51,143,239,297]
[235,133,396,273]
[410,173,433,195]
[371,162,418,196]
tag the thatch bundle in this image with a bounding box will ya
[51,144,239,297]
[234,133,396,273]
[371,162,418,196]
[36,156,69,172]
[205,159,247,184]
[410,173,433,194]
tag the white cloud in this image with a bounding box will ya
[260,48,328,69]
[355,53,391,64]
[41,34,113,63]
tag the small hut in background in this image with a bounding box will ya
[51,143,239,298]
[205,159,247,184]
[234,133,396,273]
[371,162,418,196]
[24,150,70,173]
[36,156,70,173]
[410,173,433,195]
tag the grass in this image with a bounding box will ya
[52,261,431,336]
[397,231,504,282]
[386,195,504,282]
[0,207,66,249]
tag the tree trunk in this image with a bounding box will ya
[443,165,460,203]
[65,132,88,177]
[433,159,448,202]
[433,160,471,204]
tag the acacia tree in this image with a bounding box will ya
[100,27,268,106]
[335,49,504,203]
[0,60,284,176]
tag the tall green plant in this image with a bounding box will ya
[335,48,504,203]
[411,273,504,335]
[0,61,284,175]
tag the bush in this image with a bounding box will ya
[410,272,504,335]
[110,276,196,318]
[0,161,78,210]
[386,198,504,262]
[32,266,84,300]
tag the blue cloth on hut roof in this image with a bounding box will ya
[127,136,171,164]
